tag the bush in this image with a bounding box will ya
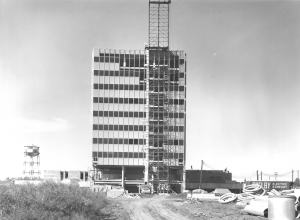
[0,182,109,220]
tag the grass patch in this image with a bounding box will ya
[0,182,110,220]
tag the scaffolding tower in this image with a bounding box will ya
[148,0,171,49]
[23,145,41,179]
[147,0,172,193]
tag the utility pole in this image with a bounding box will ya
[292,170,294,183]
[260,171,262,181]
[199,160,203,189]
[256,170,259,181]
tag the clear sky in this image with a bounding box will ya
[0,0,300,181]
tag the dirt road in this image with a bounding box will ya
[108,195,264,220]
[122,195,190,220]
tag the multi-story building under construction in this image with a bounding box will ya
[92,0,186,193]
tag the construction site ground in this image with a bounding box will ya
[103,194,264,220]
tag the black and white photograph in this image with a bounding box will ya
[0,0,300,219]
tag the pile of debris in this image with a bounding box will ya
[104,187,141,199]
[187,185,300,219]
[121,193,141,199]
[235,185,300,219]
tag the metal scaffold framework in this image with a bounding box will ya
[148,0,171,49]
[23,145,41,179]
[147,0,174,193]
[147,51,169,192]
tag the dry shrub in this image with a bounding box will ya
[0,182,109,220]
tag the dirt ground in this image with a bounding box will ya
[104,194,266,220]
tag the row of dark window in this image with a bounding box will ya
[93,124,146,131]
[94,70,145,77]
[149,153,184,160]
[93,97,146,104]
[95,52,183,60]
[96,53,182,60]
[168,99,185,105]
[148,72,185,79]
[92,111,184,119]
[148,99,185,106]
[93,83,185,92]
[92,97,184,105]
[94,70,185,80]
[94,56,145,67]
[94,57,183,68]
[92,151,184,159]
[97,53,145,59]
[149,139,184,146]
[93,83,145,91]
[149,112,185,119]
[93,111,146,118]
[93,138,146,145]
[94,56,144,63]
[149,86,185,92]
[92,151,145,158]
[92,124,184,132]
[149,126,185,132]
[149,81,181,86]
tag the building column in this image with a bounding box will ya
[181,169,186,193]
[144,163,149,184]
[121,166,125,188]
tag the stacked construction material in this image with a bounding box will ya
[241,185,268,218]
[217,184,300,219]
[187,185,300,219]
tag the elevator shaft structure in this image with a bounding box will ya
[147,0,176,193]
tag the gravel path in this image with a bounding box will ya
[111,195,265,220]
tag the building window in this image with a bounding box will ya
[92,124,146,131]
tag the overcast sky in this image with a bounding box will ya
[0,0,299,181]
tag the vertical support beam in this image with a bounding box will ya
[121,166,125,188]
[181,169,186,193]
[199,160,204,189]
[144,165,149,184]
[144,49,150,184]
[183,52,187,193]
